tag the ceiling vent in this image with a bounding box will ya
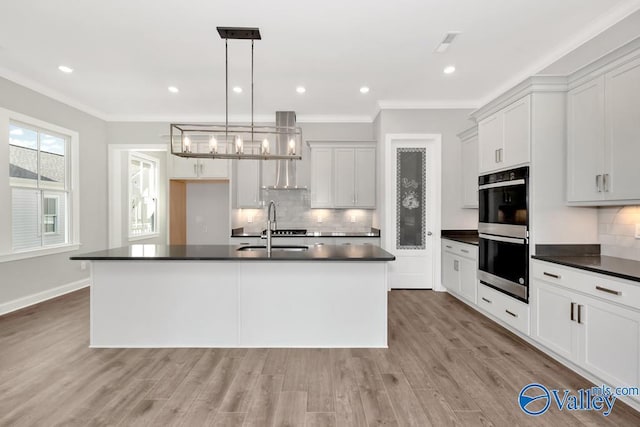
[434,32,460,53]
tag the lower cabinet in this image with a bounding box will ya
[477,282,530,335]
[441,240,477,304]
[531,261,640,403]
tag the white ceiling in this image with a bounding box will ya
[1,0,639,122]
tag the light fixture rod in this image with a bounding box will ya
[251,39,254,145]
[225,39,228,142]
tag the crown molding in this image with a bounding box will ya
[377,100,480,110]
[457,125,478,141]
[108,113,374,124]
[0,67,110,121]
[475,1,640,115]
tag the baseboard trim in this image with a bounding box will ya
[0,278,90,316]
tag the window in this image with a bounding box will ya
[129,153,158,239]
[9,122,70,251]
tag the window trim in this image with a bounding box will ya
[0,108,80,263]
[127,151,159,241]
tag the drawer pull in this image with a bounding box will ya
[505,309,518,318]
[481,297,492,304]
[446,245,453,249]
[461,249,470,254]
[595,286,621,296]
[543,272,561,279]
[570,302,576,321]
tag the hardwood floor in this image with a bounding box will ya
[1,288,639,426]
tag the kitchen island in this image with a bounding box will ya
[72,244,395,348]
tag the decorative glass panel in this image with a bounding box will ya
[396,148,426,249]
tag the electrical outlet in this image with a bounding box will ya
[317,215,323,223]
[635,224,640,239]
[80,261,87,271]
[350,214,356,223]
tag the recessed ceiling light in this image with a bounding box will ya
[168,86,179,93]
[58,65,73,74]
[443,65,456,74]
[360,86,370,94]
[296,86,306,94]
[233,86,243,93]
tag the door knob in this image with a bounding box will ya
[427,231,433,236]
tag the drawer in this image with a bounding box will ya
[478,283,530,335]
[442,239,477,259]
[532,260,640,311]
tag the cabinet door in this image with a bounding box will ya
[461,134,479,208]
[441,250,460,293]
[604,57,640,201]
[171,156,198,179]
[478,113,503,174]
[531,280,578,362]
[199,159,229,179]
[310,147,334,208]
[502,95,530,168]
[458,256,477,303]
[567,77,605,202]
[234,160,261,208]
[354,148,376,208]
[334,148,356,207]
[578,294,640,391]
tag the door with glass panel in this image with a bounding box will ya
[387,141,435,289]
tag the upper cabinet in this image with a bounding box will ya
[458,127,479,208]
[308,141,376,209]
[169,142,229,179]
[567,56,640,204]
[233,160,262,208]
[478,95,531,174]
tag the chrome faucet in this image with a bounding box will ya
[266,200,277,254]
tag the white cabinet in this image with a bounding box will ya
[309,147,333,208]
[531,260,640,400]
[233,160,261,208]
[567,56,640,204]
[441,239,477,304]
[308,141,376,209]
[459,127,478,208]
[170,145,229,179]
[567,76,605,202]
[478,95,531,174]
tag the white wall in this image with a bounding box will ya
[187,182,230,244]
[375,108,478,235]
[0,77,108,309]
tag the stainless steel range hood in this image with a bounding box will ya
[269,111,306,189]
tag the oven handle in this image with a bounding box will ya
[479,179,526,190]
[479,233,526,245]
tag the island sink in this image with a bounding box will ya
[237,245,308,252]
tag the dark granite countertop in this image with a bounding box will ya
[441,229,479,246]
[70,244,395,262]
[231,227,380,238]
[532,255,640,284]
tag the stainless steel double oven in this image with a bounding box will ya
[478,166,529,302]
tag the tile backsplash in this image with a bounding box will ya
[232,189,374,233]
[598,206,640,261]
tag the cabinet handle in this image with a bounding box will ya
[446,245,453,249]
[481,297,492,304]
[200,163,204,174]
[595,285,621,296]
[603,173,609,192]
[543,272,561,279]
[499,148,503,163]
[596,174,602,192]
[461,249,469,254]
[453,260,459,271]
[194,164,197,175]
[495,149,499,163]
[505,309,518,318]
[577,305,583,324]
[570,302,576,321]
